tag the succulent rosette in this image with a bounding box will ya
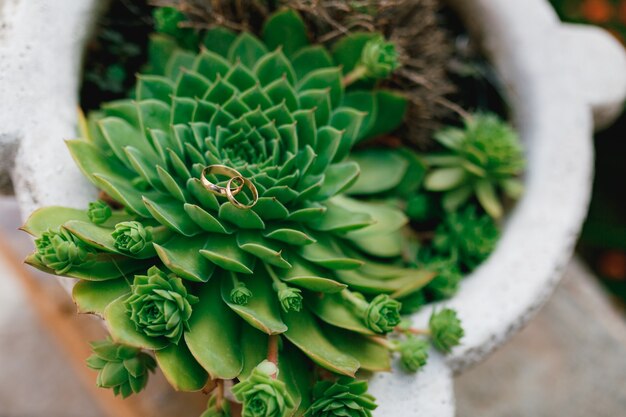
[19,7,484,415]
[424,113,525,219]
[233,360,294,417]
[429,308,464,353]
[306,377,377,417]
[86,339,156,398]
[432,206,500,270]
[398,336,429,372]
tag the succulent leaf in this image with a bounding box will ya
[73,279,131,316]
[359,35,401,79]
[185,277,243,379]
[323,325,391,372]
[87,339,156,398]
[262,9,309,57]
[309,291,376,336]
[221,269,287,335]
[153,7,198,50]
[283,307,359,377]
[154,341,208,391]
[433,206,499,270]
[347,149,409,195]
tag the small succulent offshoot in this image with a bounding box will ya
[34,229,95,275]
[112,221,153,255]
[343,35,401,86]
[341,290,402,334]
[429,308,465,353]
[424,113,525,219]
[230,274,253,305]
[232,360,294,417]
[433,206,500,270]
[87,200,112,224]
[398,336,430,372]
[306,377,377,417]
[153,6,199,50]
[126,266,199,344]
[86,339,156,398]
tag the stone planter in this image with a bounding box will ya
[1,0,625,416]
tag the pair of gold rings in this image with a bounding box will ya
[201,165,259,209]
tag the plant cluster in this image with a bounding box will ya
[23,4,524,417]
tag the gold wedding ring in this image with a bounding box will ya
[201,165,258,209]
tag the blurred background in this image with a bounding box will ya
[1,0,626,416]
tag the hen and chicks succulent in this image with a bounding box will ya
[22,5,524,417]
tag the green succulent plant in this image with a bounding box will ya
[112,221,153,255]
[127,266,199,343]
[306,377,377,417]
[153,6,199,50]
[398,336,429,372]
[433,205,500,270]
[22,7,476,416]
[88,200,113,224]
[421,257,463,300]
[424,113,524,219]
[232,360,294,417]
[429,308,464,353]
[343,34,401,86]
[34,228,95,275]
[86,339,156,398]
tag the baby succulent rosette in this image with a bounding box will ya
[19,7,525,417]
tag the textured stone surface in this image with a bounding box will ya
[1,1,626,416]
[455,259,626,417]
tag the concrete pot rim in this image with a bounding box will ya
[1,0,625,416]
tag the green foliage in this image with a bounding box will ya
[364,294,402,334]
[406,193,438,222]
[232,360,294,417]
[429,308,464,353]
[359,35,401,79]
[398,336,429,372]
[200,393,231,417]
[23,7,510,413]
[342,290,402,334]
[306,377,377,417]
[86,339,156,398]
[88,200,112,225]
[424,113,524,219]
[398,291,427,315]
[35,228,94,274]
[153,7,199,50]
[112,221,153,255]
[277,286,303,313]
[127,266,199,343]
[433,206,500,270]
[231,281,253,305]
[338,33,401,88]
[423,257,463,300]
